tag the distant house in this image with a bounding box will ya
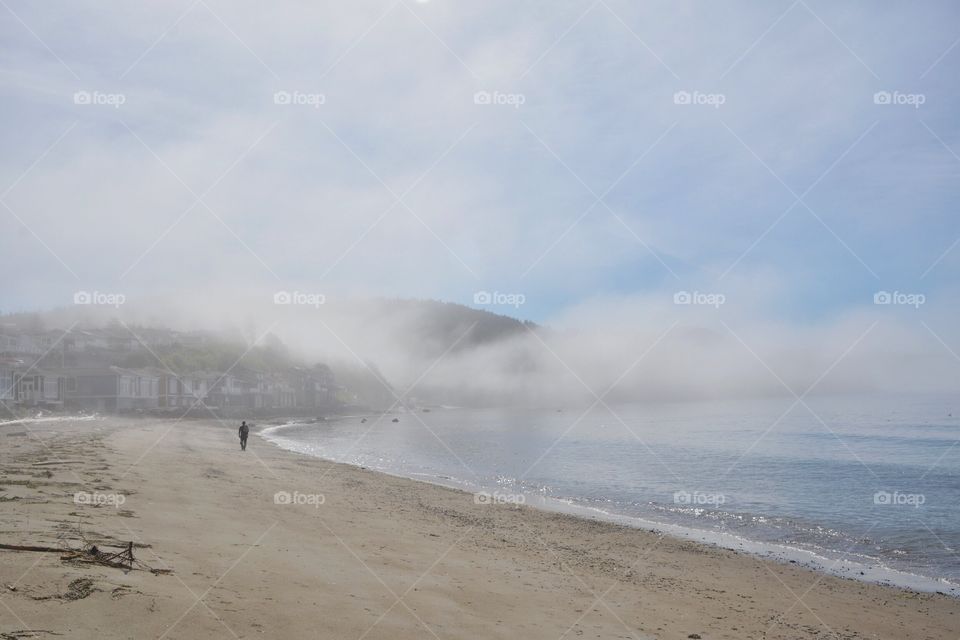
[149,369,209,410]
[175,332,209,348]
[265,373,296,409]
[68,331,110,351]
[136,329,176,349]
[0,362,17,409]
[14,369,65,409]
[62,367,160,411]
[239,372,296,410]
[289,366,336,409]
[0,334,43,358]
[67,329,141,352]
[204,373,246,409]
[31,330,71,352]
[240,372,267,410]
[153,369,186,409]
[191,376,210,407]
[149,368,173,409]
[100,329,141,352]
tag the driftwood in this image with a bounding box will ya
[63,541,136,570]
[0,543,62,553]
[0,539,171,575]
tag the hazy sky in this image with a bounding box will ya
[2,0,958,329]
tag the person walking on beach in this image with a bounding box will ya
[238,421,249,451]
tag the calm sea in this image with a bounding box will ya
[262,394,960,595]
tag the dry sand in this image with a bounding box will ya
[0,416,957,639]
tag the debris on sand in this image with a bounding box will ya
[0,543,62,553]
[1,538,170,575]
[31,460,84,466]
[31,578,97,602]
[64,540,170,574]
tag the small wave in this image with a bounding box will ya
[0,414,100,427]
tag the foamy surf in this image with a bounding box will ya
[0,414,101,427]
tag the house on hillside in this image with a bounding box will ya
[68,331,110,351]
[30,330,71,351]
[101,329,141,352]
[173,331,209,348]
[136,329,176,349]
[0,334,43,358]
[68,329,141,352]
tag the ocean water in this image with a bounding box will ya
[261,394,960,595]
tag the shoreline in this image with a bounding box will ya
[260,417,960,599]
[2,416,958,639]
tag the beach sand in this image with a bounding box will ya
[0,416,957,639]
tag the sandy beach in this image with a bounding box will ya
[1,416,957,640]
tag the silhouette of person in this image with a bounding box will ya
[238,421,249,451]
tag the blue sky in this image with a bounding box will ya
[1,0,958,327]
